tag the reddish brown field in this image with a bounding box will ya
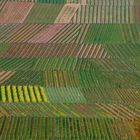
[0,2,34,23]
[28,24,65,43]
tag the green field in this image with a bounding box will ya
[25,4,63,23]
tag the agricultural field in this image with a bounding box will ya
[25,4,63,23]
[0,0,140,139]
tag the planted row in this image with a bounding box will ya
[0,116,135,139]
[0,85,47,103]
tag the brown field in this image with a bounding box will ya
[28,24,66,43]
[0,2,34,23]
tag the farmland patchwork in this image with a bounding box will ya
[0,0,140,139]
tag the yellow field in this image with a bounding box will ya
[0,85,48,103]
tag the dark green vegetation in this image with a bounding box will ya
[84,24,140,44]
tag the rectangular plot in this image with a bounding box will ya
[126,6,129,23]
[46,87,86,103]
[28,24,65,43]
[93,6,97,23]
[0,2,34,23]
[121,6,125,23]
[101,5,105,23]
[117,6,121,23]
[25,4,63,23]
[105,6,109,23]
[77,6,81,23]
[81,5,85,23]
[97,6,101,23]
[55,4,80,23]
[89,6,93,23]
[129,6,134,23]
[37,0,66,4]
[85,6,89,23]
[109,6,113,23]
[113,6,117,23]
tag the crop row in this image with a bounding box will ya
[0,69,102,87]
[84,24,140,44]
[96,103,140,120]
[47,24,87,44]
[71,5,136,23]
[84,0,135,5]
[1,101,140,120]
[104,43,140,59]
[1,69,139,104]
[2,70,44,86]
[0,57,95,71]
[0,0,8,13]
[29,24,65,43]
[82,86,140,104]
[45,87,86,103]
[0,2,65,24]
[0,102,139,118]
[1,2,140,24]
[5,24,46,43]
[0,70,139,104]
[0,71,15,84]
[54,4,79,23]
[2,43,110,59]
[0,116,135,139]
[94,59,138,72]
[37,0,66,3]
[68,0,135,5]
[1,24,140,43]
[6,0,136,5]
[0,57,97,71]
[25,3,63,23]
[43,70,103,89]
[2,24,87,43]
[0,85,47,103]
[0,1,34,24]
[0,24,20,42]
